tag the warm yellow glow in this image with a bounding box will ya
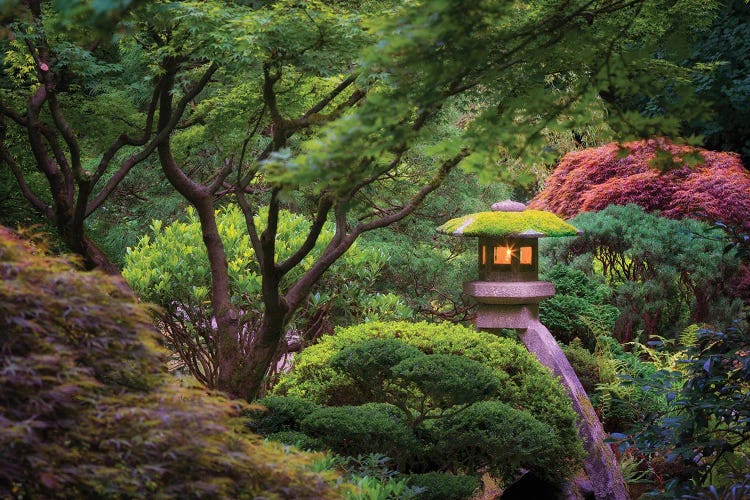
[520,246,533,265]
[481,245,486,265]
[493,245,512,265]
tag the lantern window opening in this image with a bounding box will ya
[520,246,533,266]
[493,243,514,266]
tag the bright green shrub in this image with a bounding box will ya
[0,228,346,498]
[405,472,482,500]
[123,205,407,386]
[124,205,386,309]
[271,321,584,483]
[301,403,417,459]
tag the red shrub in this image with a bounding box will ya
[529,139,750,228]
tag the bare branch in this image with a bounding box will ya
[236,188,264,264]
[87,63,218,215]
[209,158,233,194]
[91,76,163,186]
[301,73,357,119]
[0,104,27,127]
[356,151,468,234]
[277,195,333,276]
[47,93,82,178]
[0,142,53,218]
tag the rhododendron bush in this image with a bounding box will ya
[529,139,750,228]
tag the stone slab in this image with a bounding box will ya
[464,280,555,304]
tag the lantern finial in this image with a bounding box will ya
[491,200,526,212]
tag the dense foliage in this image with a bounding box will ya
[540,264,620,349]
[255,322,584,486]
[545,204,742,342]
[123,205,414,388]
[686,0,750,166]
[529,139,750,227]
[623,324,750,496]
[0,227,345,498]
[3,0,723,400]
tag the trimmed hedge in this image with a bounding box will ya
[268,321,584,483]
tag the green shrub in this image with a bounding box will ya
[0,228,346,498]
[406,472,482,500]
[266,431,325,451]
[247,396,320,434]
[122,205,405,385]
[272,321,584,483]
[544,205,742,343]
[329,338,426,403]
[429,401,560,479]
[540,264,619,349]
[562,339,604,394]
[632,324,750,495]
[301,403,417,459]
[391,354,503,409]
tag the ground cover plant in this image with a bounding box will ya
[249,321,585,494]
[0,227,346,498]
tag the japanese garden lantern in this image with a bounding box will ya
[437,200,628,500]
[437,199,579,330]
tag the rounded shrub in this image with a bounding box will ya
[0,228,345,498]
[429,401,559,478]
[272,321,584,483]
[562,340,604,394]
[247,396,320,435]
[301,403,416,459]
[266,431,325,451]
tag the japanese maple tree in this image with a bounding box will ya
[529,139,750,228]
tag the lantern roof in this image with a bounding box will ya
[437,201,579,238]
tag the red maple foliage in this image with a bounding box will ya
[529,139,750,228]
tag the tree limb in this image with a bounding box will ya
[0,142,53,218]
[277,195,333,276]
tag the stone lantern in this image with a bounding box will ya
[441,199,577,330]
[438,200,628,500]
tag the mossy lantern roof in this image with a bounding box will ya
[437,202,579,239]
